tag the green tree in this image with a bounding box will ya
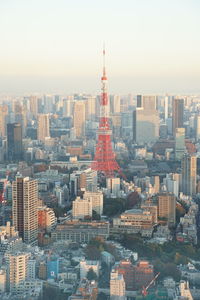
[97,292,108,300]
[86,268,98,281]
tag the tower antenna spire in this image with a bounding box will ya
[91,46,121,178]
[103,43,106,77]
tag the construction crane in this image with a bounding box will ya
[141,272,160,297]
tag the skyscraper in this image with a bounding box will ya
[164,96,169,122]
[133,95,159,144]
[37,114,50,142]
[29,96,38,118]
[73,101,86,138]
[0,104,8,137]
[195,114,200,141]
[175,127,185,160]
[12,176,38,245]
[181,154,197,196]
[172,98,184,136]
[158,192,176,227]
[7,123,23,162]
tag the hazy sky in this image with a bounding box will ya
[0,0,200,94]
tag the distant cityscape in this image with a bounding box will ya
[0,54,199,300]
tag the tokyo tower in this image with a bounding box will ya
[91,48,121,178]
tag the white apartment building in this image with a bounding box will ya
[72,196,92,220]
[83,191,103,215]
[106,178,120,197]
[6,252,31,293]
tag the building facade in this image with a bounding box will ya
[12,176,38,245]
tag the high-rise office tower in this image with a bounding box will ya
[181,154,197,196]
[157,192,176,227]
[6,252,30,293]
[195,114,200,141]
[13,101,27,137]
[172,98,184,136]
[12,176,38,245]
[29,96,38,118]
[133,95,159,144]
[37,114,50,142]
[73,101,86,138]
[85,97,96,121]
[137,95,142,108]
[0,104,8,137]
[121,111,133,140]
[110,270,126,300]
[7,123,23,162]
[175,127,185,160]
[63,98,75,118]
[164,96,169,122]
[110,95,121,114]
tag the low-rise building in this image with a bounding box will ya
[110,269,126,300]
[52,221,110,243]
[112,209,154,237]
[80,260,99,279]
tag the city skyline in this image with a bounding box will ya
[1,0,200,94]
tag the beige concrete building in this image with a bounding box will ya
[83,191,103,215]
[106,178,121,197]
[72,196,92,220]
[12,176,38,245]
[37,114,50,142]
[6,252,30,293]
[38,205,57,232]
[182,154,197,196]
[110,270,126,300]
[73,101,86,138]
[179,281,193,300]
[158,192,176,226]
[113,209,154,232]
[0,221,19,239]
[0,104,8,137]
[29,96,38,118]
[85,97,96,121]
[0,269,6,292]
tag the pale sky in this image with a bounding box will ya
[0,0,200,94]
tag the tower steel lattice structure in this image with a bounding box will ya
[91,48,120,178]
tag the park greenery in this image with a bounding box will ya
[103,191,141,217]
[121,233,200,281]
[85,237,119,261]
[86,268,98,281]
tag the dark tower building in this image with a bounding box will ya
[12,176,38,245]
[7,123,23,162]
[172,98,184,137]
[137,95,142,108]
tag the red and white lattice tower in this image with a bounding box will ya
[91,48,120,178]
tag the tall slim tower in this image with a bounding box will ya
[12,176,38,245]
[37,114,50,142]
[91,48,120,177]
[7,123,23,162]
[172,98,184,136]
[181,153,197,196]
